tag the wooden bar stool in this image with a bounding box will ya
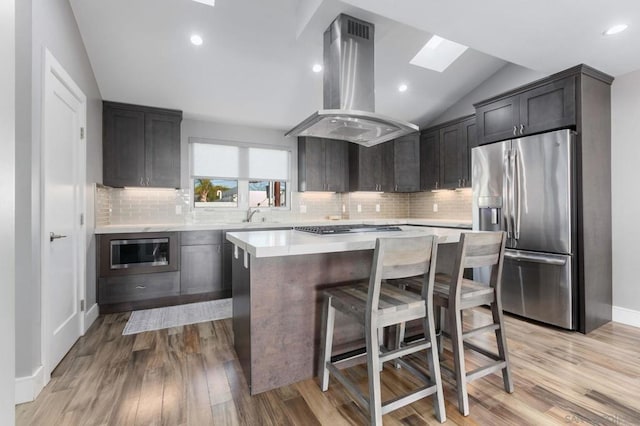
[397,231,513,416]
[318,235,446,425]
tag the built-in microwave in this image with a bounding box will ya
[98,232,179,277]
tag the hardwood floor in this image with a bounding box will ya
[16,308,640,425]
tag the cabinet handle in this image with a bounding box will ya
[327,183,330,191]
[146,177,150,186]
[139,176,144,185]
[435,181,439,189]
[520,124,525,135]
[513,126,517,136]
[136,285,146,289]
[395,184,398,191]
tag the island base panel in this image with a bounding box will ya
[232,248,373,395]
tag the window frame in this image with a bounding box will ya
[188,137,292,211]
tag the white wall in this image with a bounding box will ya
[180,119,297,189]
[429,63,547,126]
[15,0,102,386]
[1,0,17,421]
[612,69,640,315]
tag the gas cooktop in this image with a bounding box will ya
[294,224,402,235]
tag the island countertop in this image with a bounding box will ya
[226,225,467,258]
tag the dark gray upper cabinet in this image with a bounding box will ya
[475,75,576,145]
[349,143,383,191]
[462,117,477,184]
[392,133,420,192]
[420,129,440,191]
[298,137,348,192]
[103,101,182,188]
[421,115,475,190]
[349,137,420,193]
[439,123,464,189]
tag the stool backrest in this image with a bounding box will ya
[367,235,438,315]
[450,231,507,300]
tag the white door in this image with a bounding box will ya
[42,51,86,373]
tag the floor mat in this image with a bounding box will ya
[122,298,232,335]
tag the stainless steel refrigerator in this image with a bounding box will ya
[472,129,576,330]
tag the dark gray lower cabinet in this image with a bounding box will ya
[98,272,180,304]
[180,231,222,295]
[180,244,222,294]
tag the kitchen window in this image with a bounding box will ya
[190,139,290,209]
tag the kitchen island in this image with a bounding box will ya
[226,226,466,395]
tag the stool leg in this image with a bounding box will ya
[435,306,444,357]
[318,296,335,392]
[450,304,469,416]
[424,311,446,423]
[491,299,514,393]
[394,322,406,369]
[366,319,383,425]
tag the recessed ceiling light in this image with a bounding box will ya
[312,64,323,73]
[192,0,215,6]
[410,35,468,72]
[190,34,203,46]
[398,84,408,93]
[603,24,628,36]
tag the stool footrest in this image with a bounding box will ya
[464,341,501,361]
[381,385,438,415]
[379,340,432,364]
[466,361,507,383]
[462,323,500,340]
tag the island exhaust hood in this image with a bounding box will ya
[285,14,418,147]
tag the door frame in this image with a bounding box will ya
[40,49,87,382]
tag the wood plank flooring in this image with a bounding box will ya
[16,308,640,425]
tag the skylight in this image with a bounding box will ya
[410,35,468,72]
[192,0,215,7]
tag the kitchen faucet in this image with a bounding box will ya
[245,206,261,222]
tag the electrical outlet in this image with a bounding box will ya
[433,203,438,212]
[375,204,380,212]
[175,205,182,215]
[357,204,362,213]
[300,205,307,213]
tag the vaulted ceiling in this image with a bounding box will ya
[69,0,640,131]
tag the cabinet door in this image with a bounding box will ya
[323,138,348,192]
[180,245,222,295]
[439,123,464,189]
[420,130,440,190]
[298,137,325,191]
[145,112,181,188]
[476,95,520,145]
[380,142,395,192]
[222,242,233,291]
[103,105,146,187]
[393,134,420,192]
[461,117,477,187]
[520,76,576,136]
[349,144,381,191]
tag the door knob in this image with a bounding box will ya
[49,232,68,242]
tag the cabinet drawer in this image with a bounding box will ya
[181,230,222,245]
[98,271,180,304]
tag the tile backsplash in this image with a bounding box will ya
[94,185,472,226]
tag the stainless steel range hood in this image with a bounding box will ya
[285,14,418,147]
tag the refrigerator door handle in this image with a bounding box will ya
[503,150,513,239]
[505,251,567,266]
[514,149,521,240]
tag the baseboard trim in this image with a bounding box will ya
[612,306,640,328]
[15,366,45,405]
[84,303,99,334]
